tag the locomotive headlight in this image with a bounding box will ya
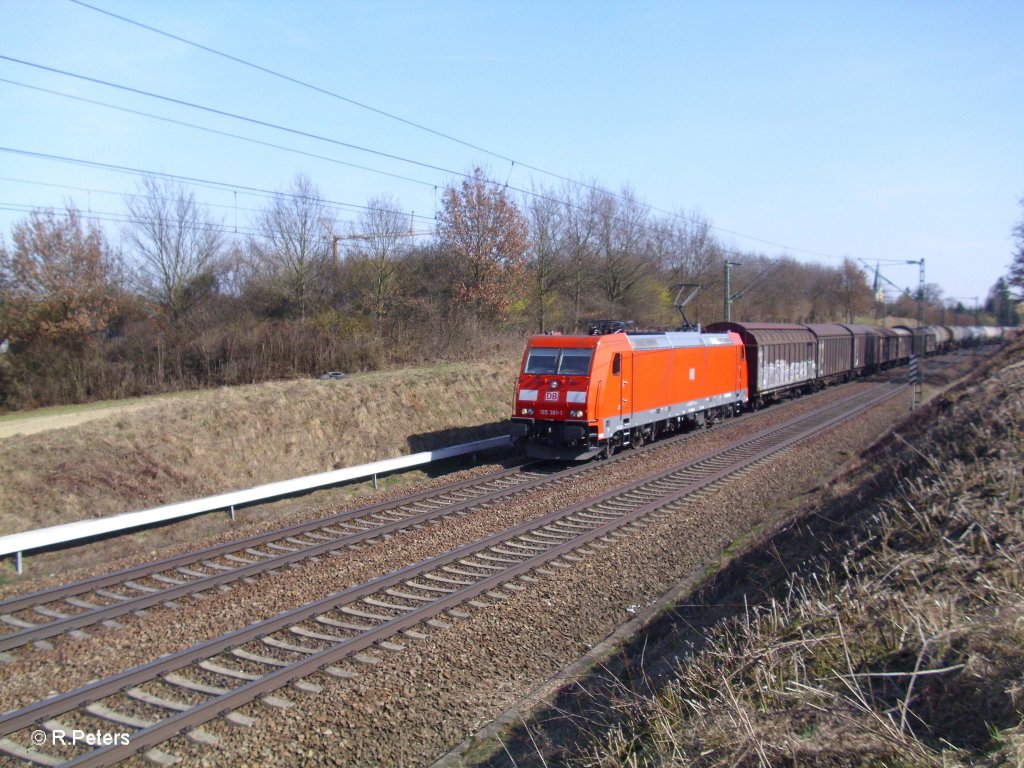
[549,380,559,389]
[569,409,583,418]
[520,407,534,416]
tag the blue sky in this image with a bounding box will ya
[1,0,1021,306]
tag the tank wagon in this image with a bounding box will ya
[509,327,747,460]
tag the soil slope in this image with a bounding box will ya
[0,359,518,540]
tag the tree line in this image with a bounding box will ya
[0,168,1016,410]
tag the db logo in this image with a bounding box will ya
[544,391,559,401]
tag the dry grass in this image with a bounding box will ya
[576,343,1024,768]
[0,358,520,538]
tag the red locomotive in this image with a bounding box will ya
[509,322,748,460]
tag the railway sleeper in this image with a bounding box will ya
[486,546,531,560]
[260,635,320,656]
[32,606,70,620]
[199,659,260,681]
[242,548,276,559]
[303,531,339,542]
[289,624,348,643]
[176,567,212,579]
[575,510,620,522]
[126,686,191,712]
[457,558,503,572]
[163,672,231,696]
[260,695,294,709]
[200,560,234,572]
[404,579,456,594]
[230,647,291,668]
[362,596,416,613]
[384,587,435,603]
[420,572,472,586]
[529,529,572,542]
[316,614,374,632]
[93,588,133,602]
[517,534,558,547]
[475,552,520,565]
[339,605,391,621]
[320,664,357,679]
[221,554,257,565]
[500,540,547,553]
[149,573,188,586]
[264,542,299,553]
[552,521,595,533]
[85,701,155,728]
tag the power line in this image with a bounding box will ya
[0,55,474,183]
[0,148,440,226]
[0,202,435,247]
[0,77,440,193]
[2,55,848,265]
[60,0,851,264]
[68,0,518,167]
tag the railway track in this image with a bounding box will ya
[0,381,901,767]
[0,395,769,655]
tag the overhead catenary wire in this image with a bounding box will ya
[67,0,519,167]
[56,0,851,264]
[0,55,475,183]
[0,147,440,227]
[0,53,849,267]
[0,77,441,192]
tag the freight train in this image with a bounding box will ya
[509,321,1016,460]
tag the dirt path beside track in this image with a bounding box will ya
[0,402,156,439]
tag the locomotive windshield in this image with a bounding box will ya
[524,347,593,376]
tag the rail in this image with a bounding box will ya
[0,435,512,574]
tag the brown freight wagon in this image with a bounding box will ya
[705,322,816,402]
[805,324,855,384]
[839,324,883,372]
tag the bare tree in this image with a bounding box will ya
[559,181,601,330]
[592,186,653,314]
[524,185,566,332]
[835,258,874,322]
[345,195,411,323]
[248,175,336,318]
[657,210,721,284]
[123,177,225,321]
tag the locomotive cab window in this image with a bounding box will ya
[524,347,594,375]
[612,353,621,376]
[559,348,593,375]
